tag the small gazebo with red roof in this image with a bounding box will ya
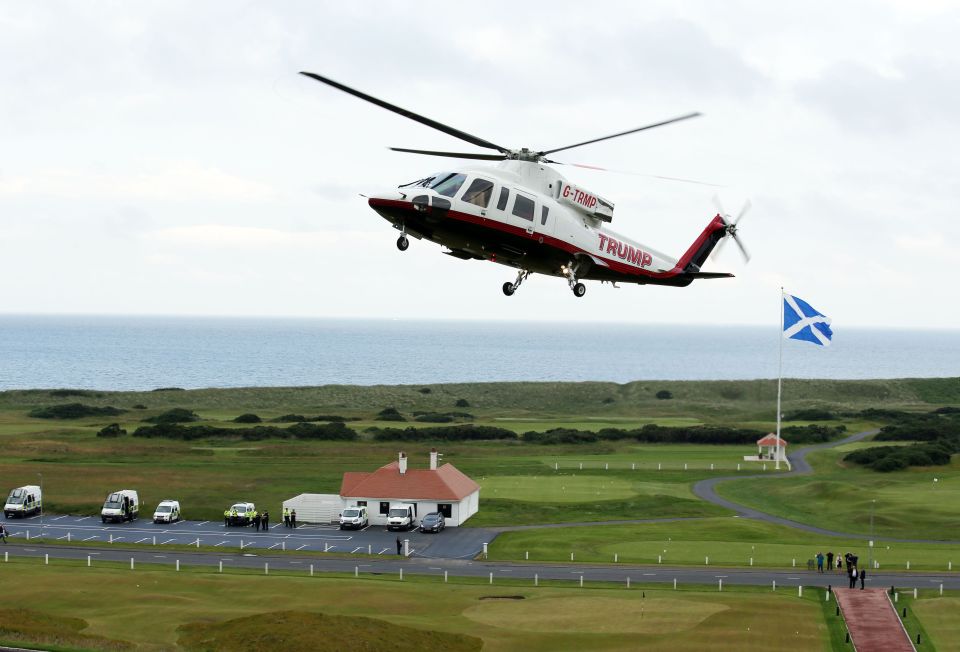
[756,433,788,463]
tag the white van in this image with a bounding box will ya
[4,486,42,518]
[339,505,368,530]
[101,490,139,523]
[386,503,416,531]
[153,499,181,524]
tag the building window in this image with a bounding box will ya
[437,503,452,518]
[356,501,367,507]
[379,502,390,515]
[512,194,535,221]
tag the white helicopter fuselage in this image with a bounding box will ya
[368,160,730,290]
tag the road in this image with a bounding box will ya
[3,543,956,591]
[692,429,960,544]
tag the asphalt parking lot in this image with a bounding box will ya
[2,513,495,559]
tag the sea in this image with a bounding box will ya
[0,315,958,391]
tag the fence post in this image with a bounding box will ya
[219,561,223,573]
[87,555,91,567]
[718,579,722,591]
[705,556,709,565]
[614,553,618,563]
[153,536,156,546]
[489,572,493,585]
[483,543,488,559]
[772,580,776,591]
[673,578,677,590]
[355,566,358,578]
[368,544,372,555]
[399,568,403,581]
[176,560,180,572]
[444,570,448,583]
[798,585,803,597]
[310,564,314,577]
[130,557,134,570]
[109,534,113,544]
[914,588,918,599]
[570,552,574,561]
[264,563,268,575]
[525,551,529,560]
[534,573,538,587]
[626,577,630,589]
[580,575,584,588]
[44,554,48,565]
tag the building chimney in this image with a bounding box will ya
[430,448,438,471]
[398,451,407,475]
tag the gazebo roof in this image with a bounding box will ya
[757,433,788,447]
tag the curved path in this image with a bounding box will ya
[693,429,960,544]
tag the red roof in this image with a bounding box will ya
[340,461,480,501]
[757,434,788,447]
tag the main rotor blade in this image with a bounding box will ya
[549,161,722,187]
[389,147,507,161]
[299,72,510,154]
[538,112,701,156]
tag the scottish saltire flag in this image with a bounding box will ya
[783,293,833,346]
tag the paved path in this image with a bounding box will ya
[3,543,958,591]
[835,588,916,652]
[692,429,960,544]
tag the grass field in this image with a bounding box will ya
[0,561,833,651]
[717,444,960,540]
[488,517,960,570]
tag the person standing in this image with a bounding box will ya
[396,536,402,555]
[290,509,297,529]
[283,507,290,528]
[826,551,834,573]
[0,522,8,543]
[859,568,866,590]
[837,556,843,573]
[261,510,269,531]
[816,552,824,573]
[253,511,262,531]
[849,566,858,589]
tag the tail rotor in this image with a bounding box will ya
[712,196,752,263]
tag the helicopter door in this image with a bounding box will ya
[457,177,495,217]
[509,191,537,235]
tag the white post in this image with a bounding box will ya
[940,584,943,596]
[631,463,635,470]
[949,561,952,570]
[705,556,709,565]
[87,555,91,567]
[658,555,662,564]
[825,591,830,601]
[525,551,529,560]
[489,572,493,584]
[914,588,918,599]
[153,536,156,545]
[130,557,134,570]
[626,577,630,589]
[109,534,113,544]
[580,575,584,588]
[26,531,29,541]
[605,463,608,470]
[792,559,796,567]
[310,564,314,577]
[718,579,722,591]
[45,553,48,565]
[772,580,776,591]
[534,573,538,586]
[711,463,714,470]
[355,566,358,578]
[775,286,784,470]
[750,557,753,566]
[196,538,200,549]
[570,552,574,561]
[737,463,740,471]
[219,561,223,573]
[282,542,285,552]
[579,463,582,470]
[658,463,661,470]
[240,540,244,550]
[67,532,71,543]
[176,560,180,572]
[673,578,677,590]
[404,539,410,556]
[684,463,687,470]
[763,464,767,471]
[368,544,371,555]
[399,568,403,581]
[554,462,558,471]
[323,543,328,552]
[907,560,910,570]
[614,553,618,563]
[895,592,899,603]
[798,585,803,597]
[444,570,448,583]
[264,563,268,575]
[483,543,488,559]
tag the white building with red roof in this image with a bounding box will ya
[339,450,480,527]
[742,433,790,467]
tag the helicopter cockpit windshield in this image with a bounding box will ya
[401,172,466,198]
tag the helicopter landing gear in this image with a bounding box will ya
[396,235,409,251]
[561,262,586,298]
[502,269,529,297]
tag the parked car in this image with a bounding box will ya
[339,506,369,530]
[101,489,139,523]
[153,499,181,524]
[419,511,445,533]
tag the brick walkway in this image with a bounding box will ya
[835,588,915,652]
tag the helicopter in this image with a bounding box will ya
[300,72,749,298]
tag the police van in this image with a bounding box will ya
[101,490,139,523]
[153,499,181,524]
[4,485,42,518]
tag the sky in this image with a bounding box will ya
[2,0,958,328]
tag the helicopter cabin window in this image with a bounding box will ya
[461,178,494,207]
[429,173,467,198]
[496,187,510,210]
[512,194,535,221]
[541,206,549,225]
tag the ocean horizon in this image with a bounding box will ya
[1,314,958,391]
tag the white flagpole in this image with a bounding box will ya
[775,286,784,470]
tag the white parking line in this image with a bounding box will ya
[325,545,336,552]
[378,548,389,555]
[76,516,91,522]
[154,555,167,559]
[112,536,124,542]
[289,561,302,565]
[197,521,209,526]
[296,545,308,551]
[82,536,98,541]
[52,515,68,521]
[135,538,150,544]
[56,534,70,540]
[643,573,657,576]
[214,541,227,547]
[351,547,363,553]
[267,543,281,550]
[161,539,176,545]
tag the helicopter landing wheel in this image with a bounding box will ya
[572,282,586,298]
[502,282,516,297]
[396,235,409,251]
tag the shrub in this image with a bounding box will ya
[49,389,102,398]
[96,423,127,438]
[151,387,185,392]
[143,408,200,424]
[233,413,262,424]
[454,399,470,408]
[523,429,599,444]
[376,407,406,422]
[370,425,516,442]
[132,421,357,441]
[418,387,432,394]
[655,390,673,400]
[132,404,147,410]
[784,409,836,421]
[28,404,125,419]
[273,414,307,423]
[415,414,454,423]
[602,397,615,404]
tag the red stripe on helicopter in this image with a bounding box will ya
[368,198,684,279]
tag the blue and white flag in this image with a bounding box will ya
[783,293,833,347]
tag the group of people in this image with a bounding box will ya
[816,550,866,589]
[282,508,297,529]
[249,511,270,531]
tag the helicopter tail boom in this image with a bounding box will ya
[674,214,729,273]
